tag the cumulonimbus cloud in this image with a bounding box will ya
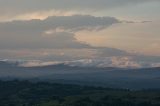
[0,14,131,61]
[0,15,120,49]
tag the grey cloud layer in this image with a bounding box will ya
[0,0,158,13]
[0,15,130,60]
[0,0,160,68]
[0,15,119,49]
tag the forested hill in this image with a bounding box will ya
[0,80,160,106]
[0,61,160,89]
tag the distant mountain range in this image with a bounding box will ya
[0,60,160,89]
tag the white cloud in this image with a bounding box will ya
[11,56,160,68]
[108,57,141,68]
[18,60,62,67]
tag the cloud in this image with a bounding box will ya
[18,60,62,67]
[66,56,160,68]
[0,14,131,61]
[0,0,159,21]
[11,56,160,68]
[0,10,77,22]
[0,15,119,49]
[0,0,158,12]
[1,50,160,68]
[63,57,140,68]
[0,14,159,67]
[0,57,142,68]
[44,15,119,32]
[95,47,129,57]
[108,57,141,68]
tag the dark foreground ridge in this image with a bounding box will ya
[0,80,160,106]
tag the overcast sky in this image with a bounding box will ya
[0,0,160,68]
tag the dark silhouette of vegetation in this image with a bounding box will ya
[0,80,160,106]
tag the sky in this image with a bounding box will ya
[0,0,160,68]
